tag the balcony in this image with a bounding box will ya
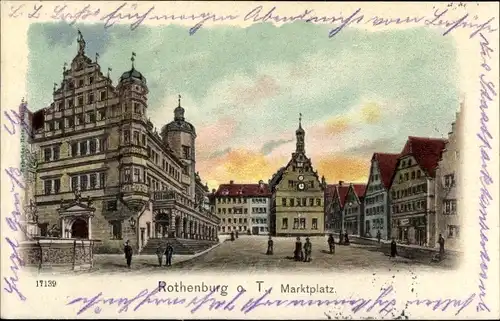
[120,145,148,157]
[121,112,146,123]
[121,183,149,196]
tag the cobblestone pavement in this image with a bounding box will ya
[30,235,452,275]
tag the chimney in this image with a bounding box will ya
[230,180,234,184]
[338,180,344,186]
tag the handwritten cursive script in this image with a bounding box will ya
[6,3,498,38]
[66,285,475,316]
[476,32,496,313]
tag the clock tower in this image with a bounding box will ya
[268,114,325,236]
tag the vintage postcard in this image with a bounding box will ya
[1,1,499,319]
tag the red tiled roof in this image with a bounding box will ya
[215,183,271,197]
[372,153,400,189]
[352,184,367,199]
[400,136,447,178]
[330,183,366,208]
[325,184,336,197]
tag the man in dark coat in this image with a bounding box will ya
[438,234,445,261]
[328,234,335,254]
[376,230,382,243]
[124,240,133,268]
[156,244,164,267]
[165,243,174,266]
[230,231,235,241]
[235,230,239,239]
[266,236,274,255]
[294,237,303,261]
[304,237,312,262]
[390,238,397,257]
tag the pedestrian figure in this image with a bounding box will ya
[230,231,235,241]
[235,230,239,239]
[338,231,344,245]
[377,230,381,244]
[294,237,303,261]
[124,240,133,268]
[156,244,163,267]
[266,236,274,255]
[328,234,335,254]
[438,234,445,261]
[390,238,397,257]
[165,242,174,266]
[344,232,350,245]
[304,237,312,262]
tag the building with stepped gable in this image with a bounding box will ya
[25,31,219,254]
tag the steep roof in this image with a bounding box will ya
[352,184,367,199]
[400,136,447,178]
[372,153,400,189]
[330,183,367,208]
[215,182,271,197]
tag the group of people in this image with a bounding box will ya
[122,240,175,269]
[293,237,313,262]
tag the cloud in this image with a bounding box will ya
[323,115,352,136]
[360,102,382,124]
[260,139,293,155]
[344,137,400,158]
[315,155,371,185]
[232,75,281,106]
[208,147,232,159]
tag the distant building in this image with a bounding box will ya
[435,108,463,250]
[389,136,447,246]
[269,115,326,236]
[327,181,366,236]
[214,181,271,235]
[363,153,399,240]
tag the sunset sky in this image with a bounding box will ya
[27,22,460,190]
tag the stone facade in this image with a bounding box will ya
[215,181,271,235]
[269,116,325,236]
[326,182,365,236]
[390,137,447,247]
[435,108,463,250]
[26,32,219,253]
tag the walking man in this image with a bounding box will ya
[294,237,303,261]
[344,232,350,245]
[327,234,335,254]
[304,237,312,262]
[124,240,133,268]
[156,244,163,267]
[266,236,274,255]
[438,234,445,261]
[390,238,397,258]
[165,242,174,267]
[230,231,235,241]
[376,230,381,244]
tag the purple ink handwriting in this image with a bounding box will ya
[5,3,498,38]
[66,285,475,316]
[476,32,496,313]
[2,101,31,302]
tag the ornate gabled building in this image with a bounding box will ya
[363,153,399,240]
[326,181,366,236]
[435,106,463,250]
[269,115,326,236]
[26,32,219,254]
[389,136,447,246]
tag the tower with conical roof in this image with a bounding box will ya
[296,113,305,154]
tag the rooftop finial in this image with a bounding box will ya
[77,29,86,55]
[131,52,136,69]
[178,94,181,107]
[299,112,302,128]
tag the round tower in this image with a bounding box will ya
[161,95,197,198]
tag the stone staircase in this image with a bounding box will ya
[140,238,218,255]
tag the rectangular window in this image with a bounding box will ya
[44,180,52,195]
[316,198,321,206]
[124,130,130,145]
[293,218,299,229]
[99,173,105,188]
[182,145,191,159]
[44,148,52,161]
[100,91,106,100]
[71,176,78,191]
[89,139,96,154]
[282,198,286,206]
[89,76,94,84]
[290,198,295,207]
[78,95,84,106]
[76,114,83,125]
[142,134,146,146]
[68,117,74,127]
[111,221,122,239]
[134,168,140,182]
[54,179,61,194]
[299,218,306,229]
[90,174,97,189]
[80,141,87,155]
[312,218,318,230]
[68,99,74,108]
[80,175,88,190]
[282,218,288,229]
[124,168,131,183]
[78,79,84,87]
[133,131,140,145]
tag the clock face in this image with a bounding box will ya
[298,175,304,181]
[298,183,305,190]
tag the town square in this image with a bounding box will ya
[16,22,462,273]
